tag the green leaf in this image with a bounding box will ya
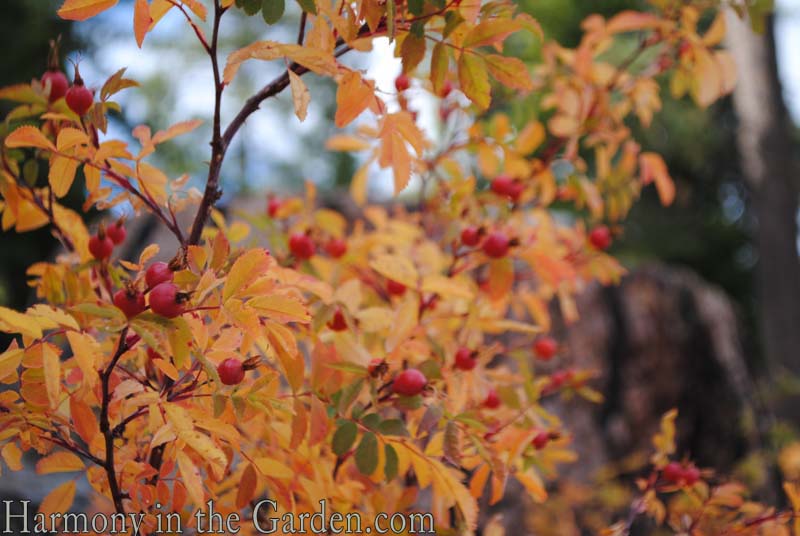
[361,413,381,430]
[384,444,398,480]
[395,394,423,411]
[261,0,285,24]
[295,0,317,14]
[355,432,379,475]
[332,421,358,456]
[22,159,39,187]
[401,31,426,73]
[337,379,364,414]
[377,419,408,437]
[443,11,464,39]
[236,0,262,15]
[407,0,423,15]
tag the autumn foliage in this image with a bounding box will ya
[0,0,797,534]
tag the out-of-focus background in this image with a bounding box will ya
[2,0,800,532]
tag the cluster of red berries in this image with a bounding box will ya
[88,220,127,260]
[42,66,93,116]
[662,461,701,486]
[460,226,514,259]
[490,175,525,202]
[112,258,187,321]
[288,232,349,261]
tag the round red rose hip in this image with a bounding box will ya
[482,232,510,258]
[149,282,186,319]
[392,369,427,396]
[218,358,245,386]
[145,261,174,288]
[454,347,477,371]
[113,288,145,319]
[534,336,558,361]
[289,233,315,260]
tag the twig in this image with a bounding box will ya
[99,327,130,514]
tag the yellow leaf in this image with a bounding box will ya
[485,55,533,91]
[36,451,85,474]
[325,135,371,152]
[370,254,418,287]
[515,469,548,502]
[38,481,76,518]
[346,159,370,206]
[464,19,521,48]
[0,306,42,339]
[289,70,310,121]
[164,403,227,479]
[0,347,23,383]
[133,0,152,47]
[430,42,449,95]
[223,248,271,301]
[516,121,545,154]
[605,11,661,34]
[335,71,375,128]
[254,457,294,479]
[458,53,491,110]
[152,120,204,144]
[58,0,119,20]
[248,293,310,323]
[639,152,674,206]
[56,128,89,151]
[224,41,286,83]
[176,450,205,507]
[66,330,101,388]
[49,156,80,198]
[421,274,474,300]
[42,343,61,409]
[1,443,23,471]
[5,125,55,151]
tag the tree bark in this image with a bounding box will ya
[725,12,800,416]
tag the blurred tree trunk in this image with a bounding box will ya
[726,12,800,415]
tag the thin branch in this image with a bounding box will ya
[297,12,308,45]
[187,0,226,246]
[99,327,130,515]
[165,0,211,53]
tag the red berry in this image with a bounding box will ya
[218,358,245,386]
[589,226,612,250]
[88,234,114,260]
[683,464,700,486]
[145,261,174,288]
[483,388,501,409]
[491,175,514,196]
[386,279,407,297]
[482,232,510,258]
[534,336,558,361]
[662,462,683,484]
[324,238,347,259]
[395,73,410,92]
[66,83,93,116]
[440,80,453,98]
[454,347,477,371]
[267,197,282,218]
[507,180,524,202]
[113,288,145,319]
[460,226,480,247]
[328,308,347,331]
[42,70,68,102]
[289,233,315,260]
[392,368,427,396]
[149,282,186,319]
[106,222,126,245]
[532,431,550,450]
[550,369,574,388]
[491,175,523,201]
